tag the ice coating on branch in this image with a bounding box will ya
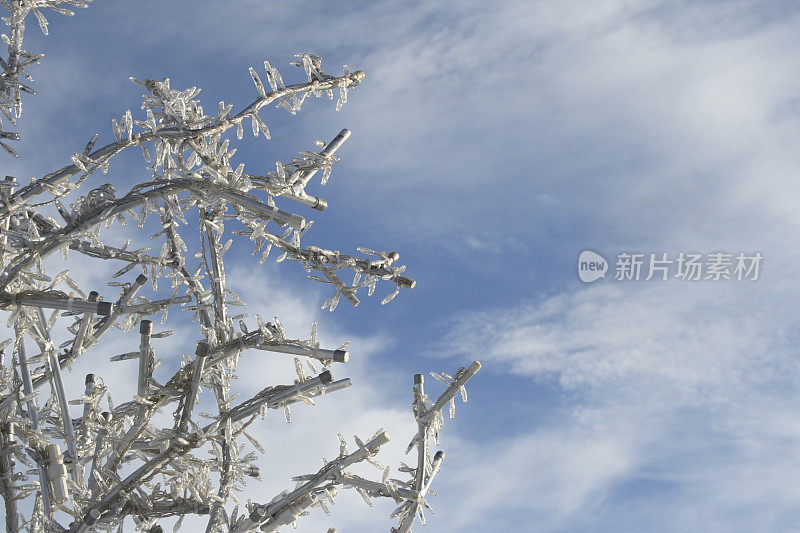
[0,1,92,155]
[0,42,475,533]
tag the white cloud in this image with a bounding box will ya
[431,278,800,531]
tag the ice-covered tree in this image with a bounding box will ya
[0,2,480,532]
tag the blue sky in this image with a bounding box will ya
[5,1,800,531]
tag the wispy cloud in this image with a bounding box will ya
[433,278,800,530]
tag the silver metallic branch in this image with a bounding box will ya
[0,10,480,531]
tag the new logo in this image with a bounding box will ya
[578,250,608,283]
